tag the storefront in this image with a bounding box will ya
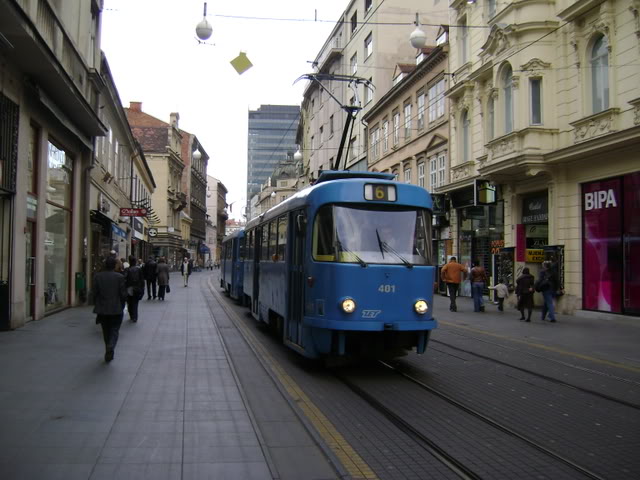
[44,141,73,312]
[582,172,640,316]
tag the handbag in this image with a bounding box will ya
[166,284,171,293]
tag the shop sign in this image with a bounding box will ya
[525,249,545,262]
[148,228,158,237]
[516,224,526,261]
[133,218,144,240]
[111,224,127,239]
[120,207,147,217]
[431,194,448,215]
[522,194,548,224]
[475,179,497,205]
[490,239,504,254]
[526,225,548,238]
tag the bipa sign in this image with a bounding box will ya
[584,189,618,211]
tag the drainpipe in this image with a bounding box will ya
[82,139,97,304]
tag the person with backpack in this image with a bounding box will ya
[124,256,145,322]
[536,261,558,322]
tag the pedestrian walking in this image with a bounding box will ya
[440,256,467,312]
[489,278,509,312]
[470,260,489,312]
[536,261,558,322]
[124,257,145,322]
[515,267,535,322]
[181,257,192,287]
[92,256,127,362]
[142,255,158,300]
[157,257,170,300]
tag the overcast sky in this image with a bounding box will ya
[101,0,352,219]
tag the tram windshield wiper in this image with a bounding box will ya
[375,229,413,269]
[335,235,367,267]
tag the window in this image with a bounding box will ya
[417,92,425,130]
[459,17,468,64]
[365,0,372,13]
[311,98,315,113]
[329,115,334,135]
[591,35,609,113]
[461,110,471,162]
[371,127,380,159]
[393,112,400,145]
[487,95,495,141]
[365,33,373,58]
[428,78,445,122]
[438,153,446,187]
[351,53,358,74]
[488,0,496,18]
[269,221,277,258]
[404,167,412,184]
[404,103,412,139]
[365,80,373,104]
[351,12,358,36]
[311,135,315,152]
[503,65,513,133]
[382,120,389,152]
[277,216,287,260]
[418,162,425,188]
[530,78,542,125]
[319,126,324,144]
[349,138,357,160]
[429,157,437,189]
[392,171,399,181]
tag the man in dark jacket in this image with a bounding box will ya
[93,256,127,362]
[124,257,145,322]
[142,255,158,300]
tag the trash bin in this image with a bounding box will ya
[0,280,10,330]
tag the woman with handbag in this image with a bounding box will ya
[157,257,170,301]
[515,267,535,322]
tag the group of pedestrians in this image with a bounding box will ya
[92,253,192,363]
[440,256,560,322]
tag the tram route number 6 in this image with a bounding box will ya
[378,284,396,293]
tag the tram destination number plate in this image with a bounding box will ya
[364,184,397,202]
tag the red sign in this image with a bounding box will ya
[516,224,526,262]
[120,207,147,217]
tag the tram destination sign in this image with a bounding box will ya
[119,207,148,217]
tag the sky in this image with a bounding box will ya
[101,0,351,219]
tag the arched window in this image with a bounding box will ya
[591,35,609,113]
[461,110,470,163]
[503,65,513,133]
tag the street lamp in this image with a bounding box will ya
[193,149,202,161]
[410,13,427,49]
[195,2,213,41]
[293,148,303,162]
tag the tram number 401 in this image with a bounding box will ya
[378,284,396,293]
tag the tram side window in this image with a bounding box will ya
[269,221,277,260]
[313,205,335,261]
[277,215,287,261]
[246,230,253,261]
[414,210,432,263]
[261,226,269,260]
[239,236,246,260]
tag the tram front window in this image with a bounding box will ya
[312,205,432,265]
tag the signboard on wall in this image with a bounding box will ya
[522,194,548,224]
[516,224,526,262]
[525,249,545,262]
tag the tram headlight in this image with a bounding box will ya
[414,299,428,314]
[341,298,356,314]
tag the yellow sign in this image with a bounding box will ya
[526,249,545,262]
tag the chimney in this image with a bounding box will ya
[170,112,180,129]
[129,101,142,112]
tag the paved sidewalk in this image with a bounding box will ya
[0,273,273,480]
[432,292,640,371]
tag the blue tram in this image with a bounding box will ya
[222,171,437,360]
[220,229,245,302]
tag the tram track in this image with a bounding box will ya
[335,360,608,480]
[430,333,640,410]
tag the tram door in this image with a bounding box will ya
[287,210,305,346]
[252,226,261,315]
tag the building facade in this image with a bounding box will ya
[300,0,448,181]
[446,0,640,316]
[125,103,187,271]
[205,175,227,265]
[247,104,300,217]
[1,0,106,329]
